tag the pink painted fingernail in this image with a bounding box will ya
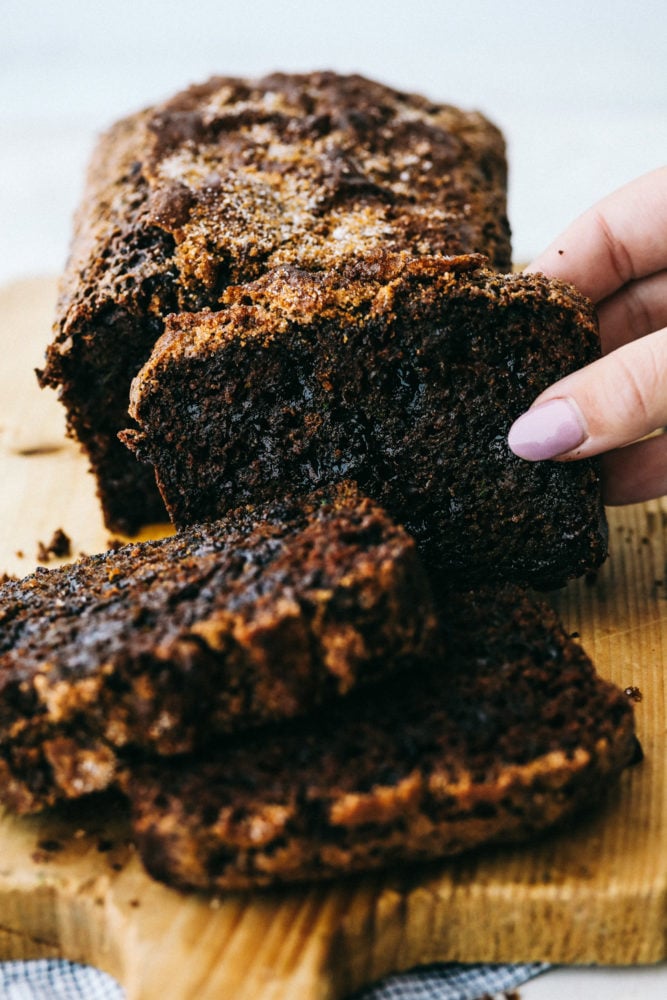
[508,398,587,461]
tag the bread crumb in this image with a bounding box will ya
[36,528,72,563]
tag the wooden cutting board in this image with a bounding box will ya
[1,277,666,999]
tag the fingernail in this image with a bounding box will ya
[508,398,587,461]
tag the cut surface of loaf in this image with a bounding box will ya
[122,585,637,890]
[0,484,441,813]
[38,71,510,533]
[124,252,607,588]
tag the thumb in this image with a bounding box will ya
[507,325,667,461]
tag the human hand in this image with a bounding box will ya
[507,166,667,505]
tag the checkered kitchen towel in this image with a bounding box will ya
[353,962,550,998]
[0,959,549,998]
[0,961,123,999]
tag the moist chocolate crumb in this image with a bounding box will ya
[629,736,645,766]
[15,442,64,457]
[37,839,63,853]
[124,255,607,589]
[36,528,72,562]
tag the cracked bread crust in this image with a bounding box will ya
[0,484,441,813]
[39,71,510,533]
[124,252,607,588]
[121,586,637,890]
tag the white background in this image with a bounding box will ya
[1,0,666,283]
[2,2,667,996]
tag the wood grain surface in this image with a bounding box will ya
[0,277,666,999]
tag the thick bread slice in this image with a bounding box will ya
[122,586,636,890]
[0,484,440,812]
[124,253,606,588]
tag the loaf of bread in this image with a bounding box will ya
[38,72,510,534]
[5,71,637,896]
[121,585,637,890]
[0,484,440,813]
[123,252,607,588]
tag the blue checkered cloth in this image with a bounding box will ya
[352,962,550,998]
[0,959,549,998]
[0,961,123,999]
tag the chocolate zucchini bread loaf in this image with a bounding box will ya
[123,252,606,589]
[122,585,636,890]
[0,484,441,813]
[38,71,510,533]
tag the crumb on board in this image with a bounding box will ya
[36,528,72,563]
[37,839,63,853]
[630,736,645,765]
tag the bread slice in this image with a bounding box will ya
[0,484,440,813]
[121,585,637,890]
[38,72,509,533]
[123,253,607,588]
